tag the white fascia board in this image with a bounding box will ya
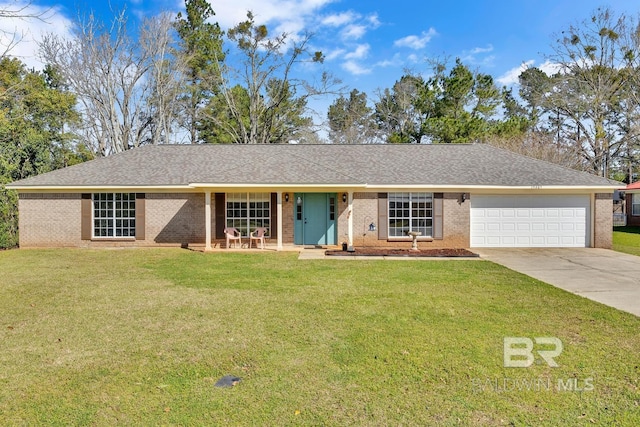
[189,183,367,191]
[8,185,193,192]
[367,184,620,192]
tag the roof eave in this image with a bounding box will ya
[7,183,620,192]
[6,185,193,192]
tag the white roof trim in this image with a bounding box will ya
[368,184,619,191]
[8,185,193,191]
[9,183,618,192]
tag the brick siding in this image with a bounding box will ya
[338,192,471,249]
[594,193,613,249]
[18,193,82,247]
[17,191,611,249]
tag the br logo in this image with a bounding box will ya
[503,337,563,368]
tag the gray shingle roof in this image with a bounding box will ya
[7,143,619,189]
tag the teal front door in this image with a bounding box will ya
[294,193,336,245]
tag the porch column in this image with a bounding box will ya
[348,191,354,247]
[277,192,283,250]
[205,191,212,251]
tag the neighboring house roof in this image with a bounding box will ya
[625,182,640,190]
[7,143,620,190]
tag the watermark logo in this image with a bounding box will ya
[503,337,563,368]
[470,336,594,393]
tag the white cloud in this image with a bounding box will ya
[0,3,73,69]
[376,54,402,68]
[469,44,494,55]
[322,11,357,27]
[344,44,369,60]
[496,59,562,86]
[539,60,562,76]
[205,0,336,31]
[407,53,421,64]
[324,47,346,61]
[497,60,535,86]
[342,60,371,75]
[460,44,495,66]
[393,28,437,50]
[367,13,381,28]
[341,24,367,40]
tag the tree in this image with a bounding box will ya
[374,75,423,143]
[208,11,338,144]
[40,10,184,156]
[416,59,503,143]
[527,7,640,177]
[328,89,377,144]
[0,57,80,248]
[0,1,50,59]
[174,0,225,144]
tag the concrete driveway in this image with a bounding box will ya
[474,248,640,317]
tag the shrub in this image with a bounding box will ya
[0,185,18,249]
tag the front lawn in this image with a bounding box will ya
[613,226,640,256]
[1,249,638,425]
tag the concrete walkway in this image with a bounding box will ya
[474,248,640,317]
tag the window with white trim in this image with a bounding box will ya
[226,193,270,237]
[633,193,640,216]
[388,192,433,237]
[93,193,136,237]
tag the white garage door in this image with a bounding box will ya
[470,195,590,248]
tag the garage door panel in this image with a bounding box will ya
[547,223,560,231]
[487,222,500,231]
[470,195,590,248]
[502,222,516,231]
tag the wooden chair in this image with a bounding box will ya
[249,227,268,249]
[224,227,242,249]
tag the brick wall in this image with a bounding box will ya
[442,193,470,247]
[19,191,608,249]
[18,192,294,248]
[338,192,471,249]
[144,193,207,246]
[625,193,640,226]
[281,197,295,244]
[594,193,613,249]
[18,192,212,248]
[18,193,82,247]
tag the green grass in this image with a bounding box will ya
[613,226,640,256]
[1,249,639,425]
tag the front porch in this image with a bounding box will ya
[199,190,359,251]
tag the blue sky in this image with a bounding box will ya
[2,0,638,114]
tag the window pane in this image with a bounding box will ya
[93,193,136,238]
[634,194,640,216]
[388,192,434,237]
[226,193,270,236]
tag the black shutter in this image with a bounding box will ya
[215,193,225,239]
[378,193,388,240]
[135,193,145,240]
[433,193,443,240]
[81,194,92,240]
[270,193,277,238]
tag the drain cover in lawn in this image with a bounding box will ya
[215,375,241,388]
